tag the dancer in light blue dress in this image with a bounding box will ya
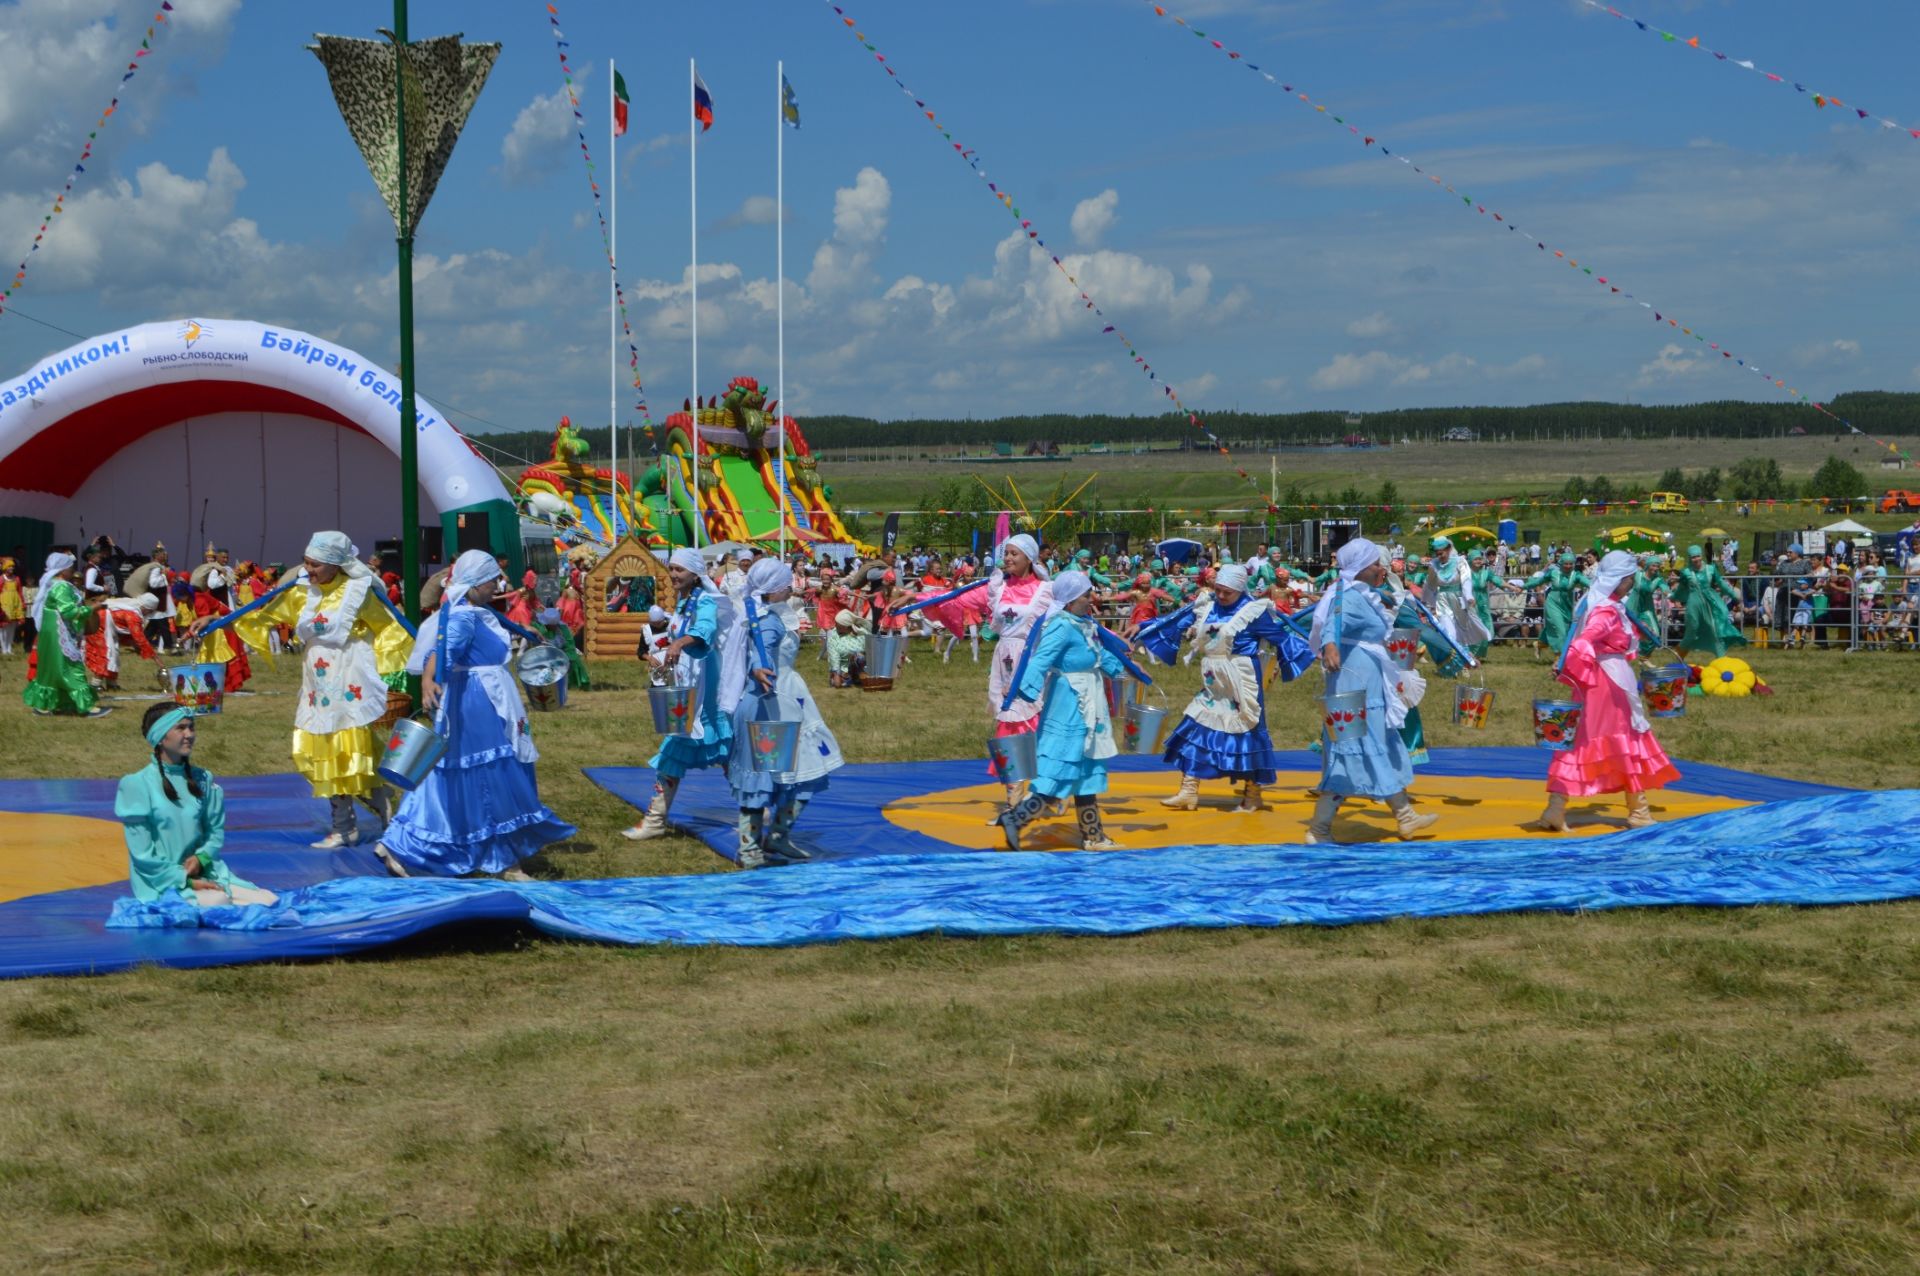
[376,551,575,879]
[996,572,1126,851]
[1306,539,1441,844]
[625,548,744,840]
[727,559,844,868]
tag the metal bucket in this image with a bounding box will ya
[1532,698,1582,751]
[1385,627,1422,671]
[864,632,909,679]
[746,718,801,772]
[1640,657,1691,719]
[168,661,227,716]
[648,683,701,736]
[1121,701,1169,755]
[519,643,570,713]
[377,715,448,791]
[1320,689,1369,742]
[1453,682,1494,729]
[987,731,1039,783]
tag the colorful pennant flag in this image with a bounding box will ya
[1579,1,1919,145]
[1134,0,1903,458]
[824,2,1275,509]
[613,69,630,138]
[782,74,801,129]
[2,2,174,319]
[694,71,715,132]
[545,2,654,440]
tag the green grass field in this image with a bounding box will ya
[2,636,1919,1273]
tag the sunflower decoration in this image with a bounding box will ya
[1701,656,1759,698]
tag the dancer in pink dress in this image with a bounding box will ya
[986,534,1053,813]
[1531,549,1681,831]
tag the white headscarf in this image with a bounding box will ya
[30,551,75,629]
[1336,538,1383,583]
[668,547,717,592]
[669,547,747,714]
[1046,570,1092,618]
[305,531,372,580]
[1213,563,1249,595]
[998,533,1049,580]
[746,558,793,598]
[443,548,503,609]
[1579,549,1639,620]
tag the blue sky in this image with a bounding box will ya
[1,0,1916,435]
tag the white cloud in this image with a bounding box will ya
[1792,337,1861,368]
[1634,343,1711,386]
[1260,376,1291,396]
[1185,371,1219,399]
[1311,351,1410,391]
[713,194,787,231]
[832,167,890,245]
[1345,311,1396,339]
[499,70,588,188]
[1070,189,1119,248]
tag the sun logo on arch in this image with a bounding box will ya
[178,319,211,349]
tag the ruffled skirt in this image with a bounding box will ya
[1547,729,1680,796]
[650,716,735,780]
[292,726,383,798]
[1162,716,1280,784]
[382,753,576,877]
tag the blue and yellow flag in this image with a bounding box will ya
[781,74,800,128]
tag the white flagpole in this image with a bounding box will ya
[776,60,787,562]
[690,58,703,548]
[610,57,619,541]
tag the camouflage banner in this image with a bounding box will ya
[310,33,499,238]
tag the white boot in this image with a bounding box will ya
[1388,792,1438,839]
[1624,790,1655,828]
[1159,775,1199,810]
[736,810,767,869]
[1235,780,1266,813]
[1304,793,1342,845]
[622,777,681,840]
[1526,792,1569,832]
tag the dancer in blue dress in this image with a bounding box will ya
[1137,563,1314,812]
[624,548,745,840]
[376,551,575,879]
[727,558,844,868]
[997,572,1125,851]
[1306,539,1441,843]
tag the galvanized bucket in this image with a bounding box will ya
[865,632,909,679]
[1532,699,1583,751]
[648,683,702,736]
[746,718,801,773]
[1385,627,1422,671]
[1453,682,1494,729]
[518,643,570,712]
[377,714,448,791]
[1120,684,1170,755]
[1320,689,1369,742]
[987,731,1039,783]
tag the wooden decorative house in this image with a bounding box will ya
[580,535,675,659]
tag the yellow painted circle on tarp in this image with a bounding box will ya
[0,813,127,904]
[885,769,1750,852]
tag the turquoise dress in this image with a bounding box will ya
[650,586,735,779]
[115,762,260,902]
[1321,583,1415,799]
[728,604,844,808]
[1017,613,1125,799]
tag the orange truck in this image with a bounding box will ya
[1881,489,1920,514]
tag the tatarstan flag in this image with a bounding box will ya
[613,69,630,137]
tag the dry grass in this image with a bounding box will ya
[0,635,1917,1272]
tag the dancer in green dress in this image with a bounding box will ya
[1468,549,1497,659]
[1672,545,1745,659]
[24,551,109,718]
[1522,554,1589,653]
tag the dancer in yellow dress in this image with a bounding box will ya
[190,531,411,848]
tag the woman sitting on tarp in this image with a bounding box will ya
[996,571,1127,852]
[623,548,745,841]
[117,704,277,907]
[1136,562,1314,813]
[1530,550,1680,832]
[374,551,575,880]
[1306,539,1440,844]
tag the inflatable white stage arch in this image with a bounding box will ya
[0,318,516,569]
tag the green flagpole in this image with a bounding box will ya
[391,0,421,629]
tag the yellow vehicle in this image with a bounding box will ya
[1648,491,1689,513]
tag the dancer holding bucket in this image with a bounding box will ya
[985,535,1054,817]
[624,549,745,840]
[374,551,575,880]
[1137,563,1314,813]
[1529,550,1680,831]
[725,558,844,868]
[996,571,1134,851]
[1304,539,1439,843]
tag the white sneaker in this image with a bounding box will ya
[310,833,349,850]
[499,866,535,882]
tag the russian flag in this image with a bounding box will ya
[693,71,714,132]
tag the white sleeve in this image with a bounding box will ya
[405,611,441,676]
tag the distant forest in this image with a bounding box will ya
[471,392,1917,462]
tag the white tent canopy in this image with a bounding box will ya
[1818,518,1874,536]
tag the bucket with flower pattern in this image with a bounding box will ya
[746,717,800,772]
[1385,627,1422,671]
[1452,681,1494,729]
[1637,646,1689,718]
[1319,689,1368,742]
[1119,682,1170,755]
[648,683,701,736]
[1531,699,1581,751]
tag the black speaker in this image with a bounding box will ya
[419,525,444,566]
[453,511,490,556]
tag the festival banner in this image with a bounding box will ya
[544,2,656,439]
[2,2,177,320]
[825,2,1278,511]
[1579,1,1920,144]
[1134,0,1911,464]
